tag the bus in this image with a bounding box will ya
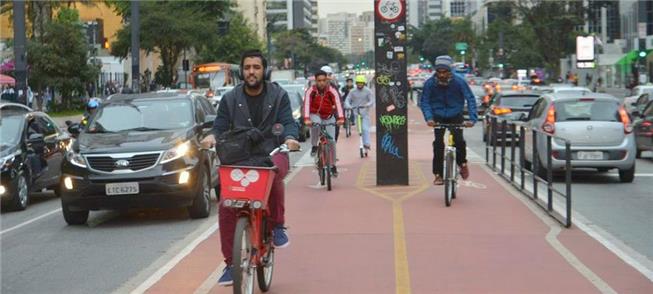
[190,62,241,91]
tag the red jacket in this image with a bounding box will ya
[303,84,344,120]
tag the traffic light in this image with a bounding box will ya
[498,63,504,68]
[102,37,109,49]
[460,50,466,55]
[639,50,647,58]
[419,56,424,62]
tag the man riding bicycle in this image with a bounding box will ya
[304,70,345,176]
[344,75,374,151]
[419,55,477,185]
[200,49,300,286]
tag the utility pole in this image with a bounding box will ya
[131,1,140,93]
[13,1,27,105]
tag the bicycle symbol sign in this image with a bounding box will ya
[376,0,404,22]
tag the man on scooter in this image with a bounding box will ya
[344,75,374,152]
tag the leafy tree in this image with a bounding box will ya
[273,29,346,72]
[108,1,230,87]
[410,18,476,64]
[513,0,585,75]
[477,19,544,71]
[195,12,264,64]
[1,1,97,41]
[27,8,99,107]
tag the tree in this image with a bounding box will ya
[27,8,99,107]
[273,29,346,72]
[476,19,544,72]
[513,0,585,76]
[108,1,230,87]
[409,18,476,64]
[195,12,264,64]
[1,1,97,41]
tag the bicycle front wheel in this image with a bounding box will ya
[257,219,274,292]
[326,166,332,191]
[444,151,454,207]
[233,217,255,294]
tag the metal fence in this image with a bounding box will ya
[485,116,573,228]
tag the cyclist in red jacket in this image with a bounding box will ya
[303,69,345,176]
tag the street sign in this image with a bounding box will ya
[455,42,468,51]
[576,36,594,61]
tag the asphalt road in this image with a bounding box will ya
[0,141,313,294]
[463,124,653,265]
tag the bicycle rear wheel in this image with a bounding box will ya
[317,145,325,186]
[444,151,454,207]
[257,219,274,292]
[233,217,254,294]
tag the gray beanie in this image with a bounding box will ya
[434,55,454,71]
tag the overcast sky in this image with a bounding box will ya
[318,0,373,18]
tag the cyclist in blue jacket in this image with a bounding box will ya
[419,55,477,185]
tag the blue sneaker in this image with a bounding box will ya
[273,225,290,248]
[217,265,233,286]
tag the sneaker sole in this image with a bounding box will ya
[273,240,290,249]
[218,281,233,287]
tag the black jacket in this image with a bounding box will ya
[212,81,298,155]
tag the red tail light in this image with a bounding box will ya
[542,104,555,134]
[618,106,632,134]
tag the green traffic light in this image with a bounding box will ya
[639,51,647,58]
[461,50,466,55]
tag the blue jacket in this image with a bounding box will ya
[419,73,478,123]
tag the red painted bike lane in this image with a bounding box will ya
[142,104,653,293]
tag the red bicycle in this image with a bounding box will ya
[219,145,293,294]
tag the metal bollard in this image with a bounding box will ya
[547,136,553,212]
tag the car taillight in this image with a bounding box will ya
[492,106,512,115]
[618,106,632,134]
[542,104,555,134]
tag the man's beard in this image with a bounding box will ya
[245,75,262,89]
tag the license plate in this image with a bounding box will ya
[577,151,603,160]
[106,182,139,196]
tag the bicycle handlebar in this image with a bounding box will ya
[432,123,472,129]
[269,144,301,156]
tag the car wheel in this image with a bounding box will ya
[618,164,635,183]
[596,168,610,173]
[188,169,211,219]
[10,172,29,211]
[62,200,89,225]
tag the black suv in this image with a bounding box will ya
[60,93,218,225]
[1,103,70,210]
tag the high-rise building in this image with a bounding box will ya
[267,0,314,31]
[310,0,319,36]
[588,1,620,43]
[427,0,444,21]
[320,11,374,56]
[444,0,478,18]
[235,0,267,40]
[621,0,653,51]
[324,13,355,55]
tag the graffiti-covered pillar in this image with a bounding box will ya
[374,0,408,185]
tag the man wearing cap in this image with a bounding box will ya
[344,75,374,151]
[419,55,477,185]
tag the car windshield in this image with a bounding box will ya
[88,99,193,132]
[498,96,539,108]
[556,100,619,122]
[0,114,24,146]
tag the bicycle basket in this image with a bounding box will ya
[219,165,277,206]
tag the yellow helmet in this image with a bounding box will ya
[355,75,367,84]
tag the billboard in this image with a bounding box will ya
[576,36,595,61]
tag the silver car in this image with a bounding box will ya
[522,93,636,182]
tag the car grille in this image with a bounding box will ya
[86,153,161,173]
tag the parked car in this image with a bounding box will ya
[280,84,309,142]
[482,91,540,142]
[1,107,71,210]
[624,85,653,113]
[60,92,219,225]
[632,100,653,158]
[464,85,486,118]
[522,93,636,182]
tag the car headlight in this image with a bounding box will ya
[1,155,15,170]
[67,150,87,168]
[161,141,191,164]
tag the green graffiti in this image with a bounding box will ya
[380,115,406,131]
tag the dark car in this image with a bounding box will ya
[1,107,70,210]
[633,100,653,158]
[280,84,309,142]
[60,93,219,225]
[482,91,540,143]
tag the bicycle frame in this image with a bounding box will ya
[433,123,467,206]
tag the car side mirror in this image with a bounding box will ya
[27,133,45,145]
[68,123,81,136]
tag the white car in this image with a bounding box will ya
[210,86,234,109]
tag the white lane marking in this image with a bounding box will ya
[194,262,225,294]
[129,222,220,294]
[0,208,61,236]
[471,147,653,282]
[481,164,617,293]
[130,157,305,293]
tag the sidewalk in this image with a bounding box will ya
[139,105,653,294]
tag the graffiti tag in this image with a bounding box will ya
[379,115,406,131]
[381,133,403,159]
